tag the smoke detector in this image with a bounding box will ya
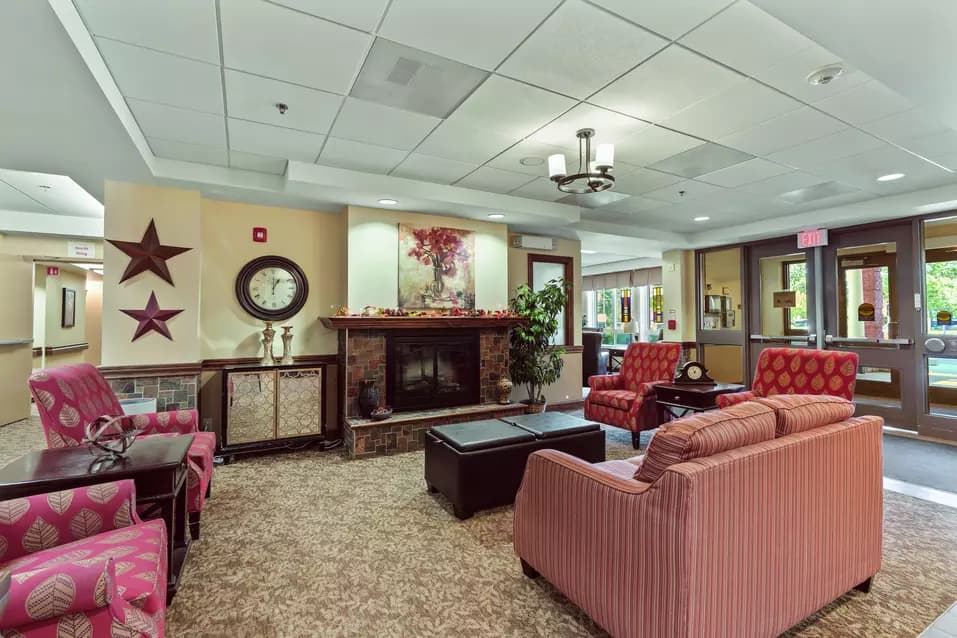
[806,64,845,86]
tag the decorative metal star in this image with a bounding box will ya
[120,292,184,342]
[107,219,191,285]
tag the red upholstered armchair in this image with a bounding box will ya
[28,364,214,539]
[716,347,859,409]
[584,342,681,448]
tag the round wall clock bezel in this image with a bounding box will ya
[235,255,309,322]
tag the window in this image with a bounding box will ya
[583,286,663,345]
[783,260,808,335]
[528,254,574,346]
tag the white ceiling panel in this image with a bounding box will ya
[738,170,826,197]
[331,98,440,151]
[898,130,957,168]
[766,129,886,170]
[679,1,815,77]
[663,79,802,140]
[862,108,952,146]
[0,171,102,217]
[391,153,478,184]
[220,0,371,94]
[268,0,390,31]
[75,0,220,64]
[487,140,566,177]
[498,0,666,98]
[589,0,735,40]
[813,80,913,126]
[590,45,742,123]
[415,121,515,164]
[229,150,287,175]
[148,138,228,167]
[449,76,576,139]
[455,167,536,194]
[719,107,846,156]
[750,42,871,104]
[612,165,683,196]
[809,146,956,193]
[509,177,566,202]
[224,70,342,134]
[642,178,726,203]
[697,158,792,187]
[228,118,325,162]
[127,99,226,148]
[595,195,670,215]
[614,125,704,166]
[530,103,648,149]
[378,0,561,70]
[318,137,408,174]
[95,38,224,114]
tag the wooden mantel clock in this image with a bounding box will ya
[235,255,309,321]
[673,361,716,385]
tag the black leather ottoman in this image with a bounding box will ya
[424,415,605,519]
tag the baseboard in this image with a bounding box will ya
[546,399,584,412]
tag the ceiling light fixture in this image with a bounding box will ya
[378,198,398,206]
[806,64,845,86]
[487,213,505,219]
[877,173,904,182]
[694,216,710,222]
[548,128,615,194]
[520,157,544,166]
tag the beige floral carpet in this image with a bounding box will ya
[1,417,955,637]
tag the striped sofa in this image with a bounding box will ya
[514,396,883,638]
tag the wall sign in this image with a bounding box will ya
[46,266,59,276]
[67,241,96,258]
[773,290,797,309]
[858,302,876,322]
[797,228,828,249]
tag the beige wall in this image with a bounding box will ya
[0,255,34,425]
[103,182,202,365]
[85,272,103,365]
[0,234,104,260]
[662,249,696,342]
[507,236,583,404]
[32,264,94,369]
[346,206,509,311]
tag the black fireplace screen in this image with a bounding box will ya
[386,332,480,411]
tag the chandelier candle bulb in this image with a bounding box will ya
[547,154,566,179]
[595,143,614,170]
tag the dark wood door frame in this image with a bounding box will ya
[527,254,575,346]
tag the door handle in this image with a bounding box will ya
[749,334,813,344]
[825,335,913,347]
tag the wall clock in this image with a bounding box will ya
[235,256,309,321]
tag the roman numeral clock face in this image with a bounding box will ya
[249,267,297,311]
[236,256,309,321]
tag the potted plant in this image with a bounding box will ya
[509,279,569,413]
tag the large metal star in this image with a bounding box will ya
[107,219,191,285]
[120,292,184,341]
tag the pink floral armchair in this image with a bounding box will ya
[0,480,167,638]
[584,342,681,449]
[28,364,214,539]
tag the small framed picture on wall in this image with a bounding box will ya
[62,288,76,328]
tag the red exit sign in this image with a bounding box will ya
[46,266,59,276]
[797,228,828,249]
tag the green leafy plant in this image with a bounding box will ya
[509,279,570,405]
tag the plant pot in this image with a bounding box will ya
[521,399,547,414]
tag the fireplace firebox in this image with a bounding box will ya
[386,331,480,411]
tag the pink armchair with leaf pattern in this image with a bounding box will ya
[28,364,214,539]
[0,480,167,638]
[584,342,681,449]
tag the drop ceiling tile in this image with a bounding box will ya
[455,167,536,194]
[0,171,103,217]
[590,45,742,122]
[719,107,846,156]
[648,143,753,178]
[76,0,220,63]
[663,79,803,140]
[697,158,792,187]
[318,137,408,173]
[614,125,705,166]
[589,0,734,39]
[509,177,567,202]
[679,1,815,77]
[530,103,649,150]
[862,108,952,146]
[0,180,54,214]
[559,191,631,208]
[900,129,957,166]
[331,98,440,151]
[220,0,371,93]
[487,140,566,177]
[415,121,515,164]
[96,38,223,113]
[810,146,956,193]
[148,138,228,166]
[750,43,871,104]
[268,0,390,31]
[594,195,670,214]
[498,0,666,98]
[766,129,886,170]
[642,179,726,203]
[128,99,226,148]
[228,118,325,162]
[378,0,561,70]
[813,80,913,125]
[738,171,825,197]
[777,181,860,205]
[225,70,342,134]
[391,153,478,184]
[611,165,683,195]
[449,76,576,139]
[229,150,287,175]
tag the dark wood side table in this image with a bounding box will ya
[653,382,746,422]
[0,436,193,603]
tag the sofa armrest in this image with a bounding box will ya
[715,390,756,409]
[0,559,115,627]
[125,408,199,435]
[588,374,624,391]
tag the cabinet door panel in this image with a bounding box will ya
[277,368,322,439]
[227,371,276,444]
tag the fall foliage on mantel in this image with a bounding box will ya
[319,316,528,330]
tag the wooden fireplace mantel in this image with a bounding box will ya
[320,316,528,330]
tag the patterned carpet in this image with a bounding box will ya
[2,418,956,637]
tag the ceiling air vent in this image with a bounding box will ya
[386,58,422,86]
[511,235,555,250]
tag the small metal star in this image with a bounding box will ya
[120,292,184,341]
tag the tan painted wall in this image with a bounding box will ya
[85,272,103,365]
[102,182,202,365]
[0,234,104,260]
[662,249,696,342]
[0,255,34,425]
[32,264,93,369]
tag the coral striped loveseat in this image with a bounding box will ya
[514,396,882,638]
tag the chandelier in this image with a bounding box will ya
[547,128,615,194]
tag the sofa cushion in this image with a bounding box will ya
[588,389,637,411]
[635,401,776,483]
[754,394,856,435]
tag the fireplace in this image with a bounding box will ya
[386,331,480,411]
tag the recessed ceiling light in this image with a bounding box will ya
[877,173,905,182]
[519,157,544,167]
[378,198,398,206]
[806,64,844,86]
[581,250,597,254]
[487,213,505,219]
[694,216,710,222]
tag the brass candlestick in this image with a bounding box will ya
[280,325,294,365]
[260,322,276,366]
